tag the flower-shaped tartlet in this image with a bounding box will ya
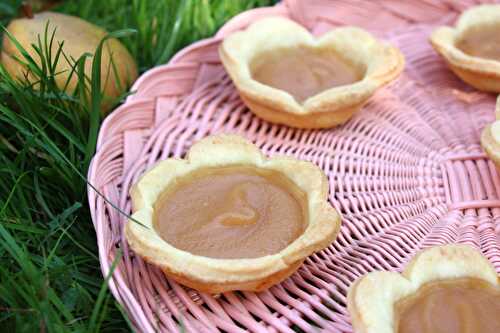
[430,5,500,92]
[125,134,341,293]
[347,244,500,333]
[219,17,404,129]
[482,95,500,171]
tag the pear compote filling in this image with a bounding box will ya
[456,26,500,62]
[154,165,308,259]
[251,48,363,103]
[396,278,500,333]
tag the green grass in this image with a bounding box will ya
[0,1,274,331]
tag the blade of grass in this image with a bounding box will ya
[155,0,188,65]
[87,250,122,332]
[84,29,136,170]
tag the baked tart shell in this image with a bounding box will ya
[220,17,404,129]
[125,134,341,293]
[430,5,500,92]
[481,96,500,172]
[347,244,499,333]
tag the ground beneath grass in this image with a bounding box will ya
[0,1,274,331]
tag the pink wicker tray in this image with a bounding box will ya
[88,1,500,332]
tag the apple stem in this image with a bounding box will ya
[21,2,34,19]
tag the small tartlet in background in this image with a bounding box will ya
[481,95,500,172]
[430,5,500,92]
[220,17,404,129]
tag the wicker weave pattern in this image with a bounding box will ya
[88,1,500,332]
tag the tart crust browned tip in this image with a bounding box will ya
[220,17,404,129]
[347,244,499,333]
[125,134,341,293]
[430,5,500,92]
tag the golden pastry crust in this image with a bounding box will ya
[347,244,499,333]
[125,134,341,293]
[430,5,500,92]
[481,96,500,171]
[219,17,404,129]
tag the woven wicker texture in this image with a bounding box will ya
[88,1,500,332]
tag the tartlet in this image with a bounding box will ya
[430,4,500,92]
[347,244,500,333]
[481,95,500,171]
[125,134,341,293]
[219,17,404,129]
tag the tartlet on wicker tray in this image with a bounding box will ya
[220,17,404,129]
[481,95,500,171]
[125,134,341,293]
[348,244,500,333]
[88,1,500,332]
[430,4,500,92]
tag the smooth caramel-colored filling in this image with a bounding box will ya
[154,165,308,259]
[251,48,362,103]
[457,26,500,62]
[396,278,500,333]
